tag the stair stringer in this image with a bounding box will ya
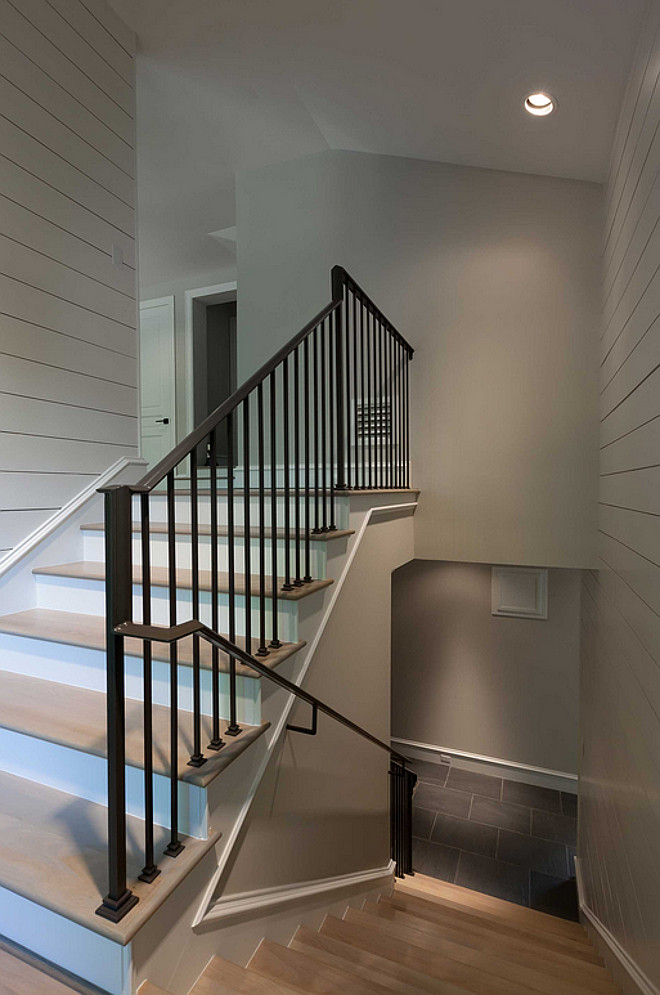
[130,492,417,995]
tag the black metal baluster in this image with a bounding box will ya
[352,291,359,490]
[398,343,404,488]
[95,485,138,922]
[360,300,366,490]
[303,336,312,581]
[388,327,394,488]
[270,371,281,647]
[332,267,347,490]
[377,314,383,488]
[312,326,321,533]
[328,312,336,530]
[293,347,303,585]
[165,470,183,856]
[138,493,159,882]
[366,307,373,489]
[257,383,268,657]
[321,318,328,531]
[208,429,223,750]
[188,449,205,767]
[226,410,240,736]
[405,354,410,487]
[344,285,351,489]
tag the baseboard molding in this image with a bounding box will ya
[575,857,659,995]
[392,737,578,792]
[0,457,147,579]
[201,860,396,925]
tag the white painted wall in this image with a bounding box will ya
[0,0,138,561]
[580,2,660,988]
[236,149,601,569]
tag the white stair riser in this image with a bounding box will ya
[0,727,208,838]
[35,575,300,642]
[133,493,350,530]
[0,634,261,725]
[81,530,327,578]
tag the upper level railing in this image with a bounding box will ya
[95,266,415,923]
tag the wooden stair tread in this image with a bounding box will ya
[0,769,219,945]
[32,561,333,601]
[137,985,173,995]
[336,909,616,995]
[82,522,355,543]
[398,875,588,943]
[0,669,268,788]
[293,925,471,994]
[192,956,302,995]
[383,891,596,961]
[250,938,395,994]
[0,608,304,678]
[363,901,613,991]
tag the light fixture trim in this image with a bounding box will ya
[524,91,556,116]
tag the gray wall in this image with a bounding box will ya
[236,149,601,569]
[580,0,660,985]
[392,561,580,775]
[218,511,414,896]
[0,0,138,559]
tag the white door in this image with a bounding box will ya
[139,297,176,468]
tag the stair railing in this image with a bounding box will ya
[96,266,415,922]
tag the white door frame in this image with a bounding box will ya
[139,295,176,460]
[184,281,237,438]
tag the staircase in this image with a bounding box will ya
[0,267,419,993]
[137,874,618,995]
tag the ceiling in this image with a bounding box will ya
[109,0,646,288]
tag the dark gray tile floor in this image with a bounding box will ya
[409,758,579,921]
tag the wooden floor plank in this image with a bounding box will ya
[398,876,587,943]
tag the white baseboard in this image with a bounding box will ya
[202,860,395,925]
[392,737,578,792]
[575,857,659,995]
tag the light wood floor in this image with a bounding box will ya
[140,874,619,994]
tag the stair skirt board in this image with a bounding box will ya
[0,887,132,995]
[0,727,209,839]
[575,857,659,995]
[34,576,306,643]
[201,861,396,924]
[0,633,262,726]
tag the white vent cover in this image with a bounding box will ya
[491,566,548,619]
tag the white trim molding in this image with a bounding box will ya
[0,458,147,580]
[201,861,395,926]
[392,737,578,792]
[575,858,659,995]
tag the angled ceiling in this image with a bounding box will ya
[109,0,646,287]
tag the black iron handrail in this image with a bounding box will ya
[96,265,416,923]
[118,618,409,764]
[133,267,413,494]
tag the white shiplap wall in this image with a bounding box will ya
[0,0,137,559]
[580,1,660,987]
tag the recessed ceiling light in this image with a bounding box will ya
[524,92,556,116]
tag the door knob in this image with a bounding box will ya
[155,417,169,424]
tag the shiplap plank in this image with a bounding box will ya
[0,116,134,236]
[0,234,135,327]
[0,471,95,509]
[603,159,660,319]
[601,251,660,362]
[0,394,137,447]
[0,509,57,547]
[0,193,134,295]
[0,274,136,357]
[8,0,133,113]
[0,34,134,175]
[599,504,660,579]
[600,314,660,416]
[598,530,660,622]
[47,0,134,85]
[0,153,135,266]
[0,312,136,386]
[81,0,135,56]
[600,416,660,475]
[600,464,660,516]
[0,75,133,205]
[0,434,137,474]
[600,364,660,447]
[0,354,137,416]
[0,0,133,140]
[600,292,660,391]
[602,199,660,351]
